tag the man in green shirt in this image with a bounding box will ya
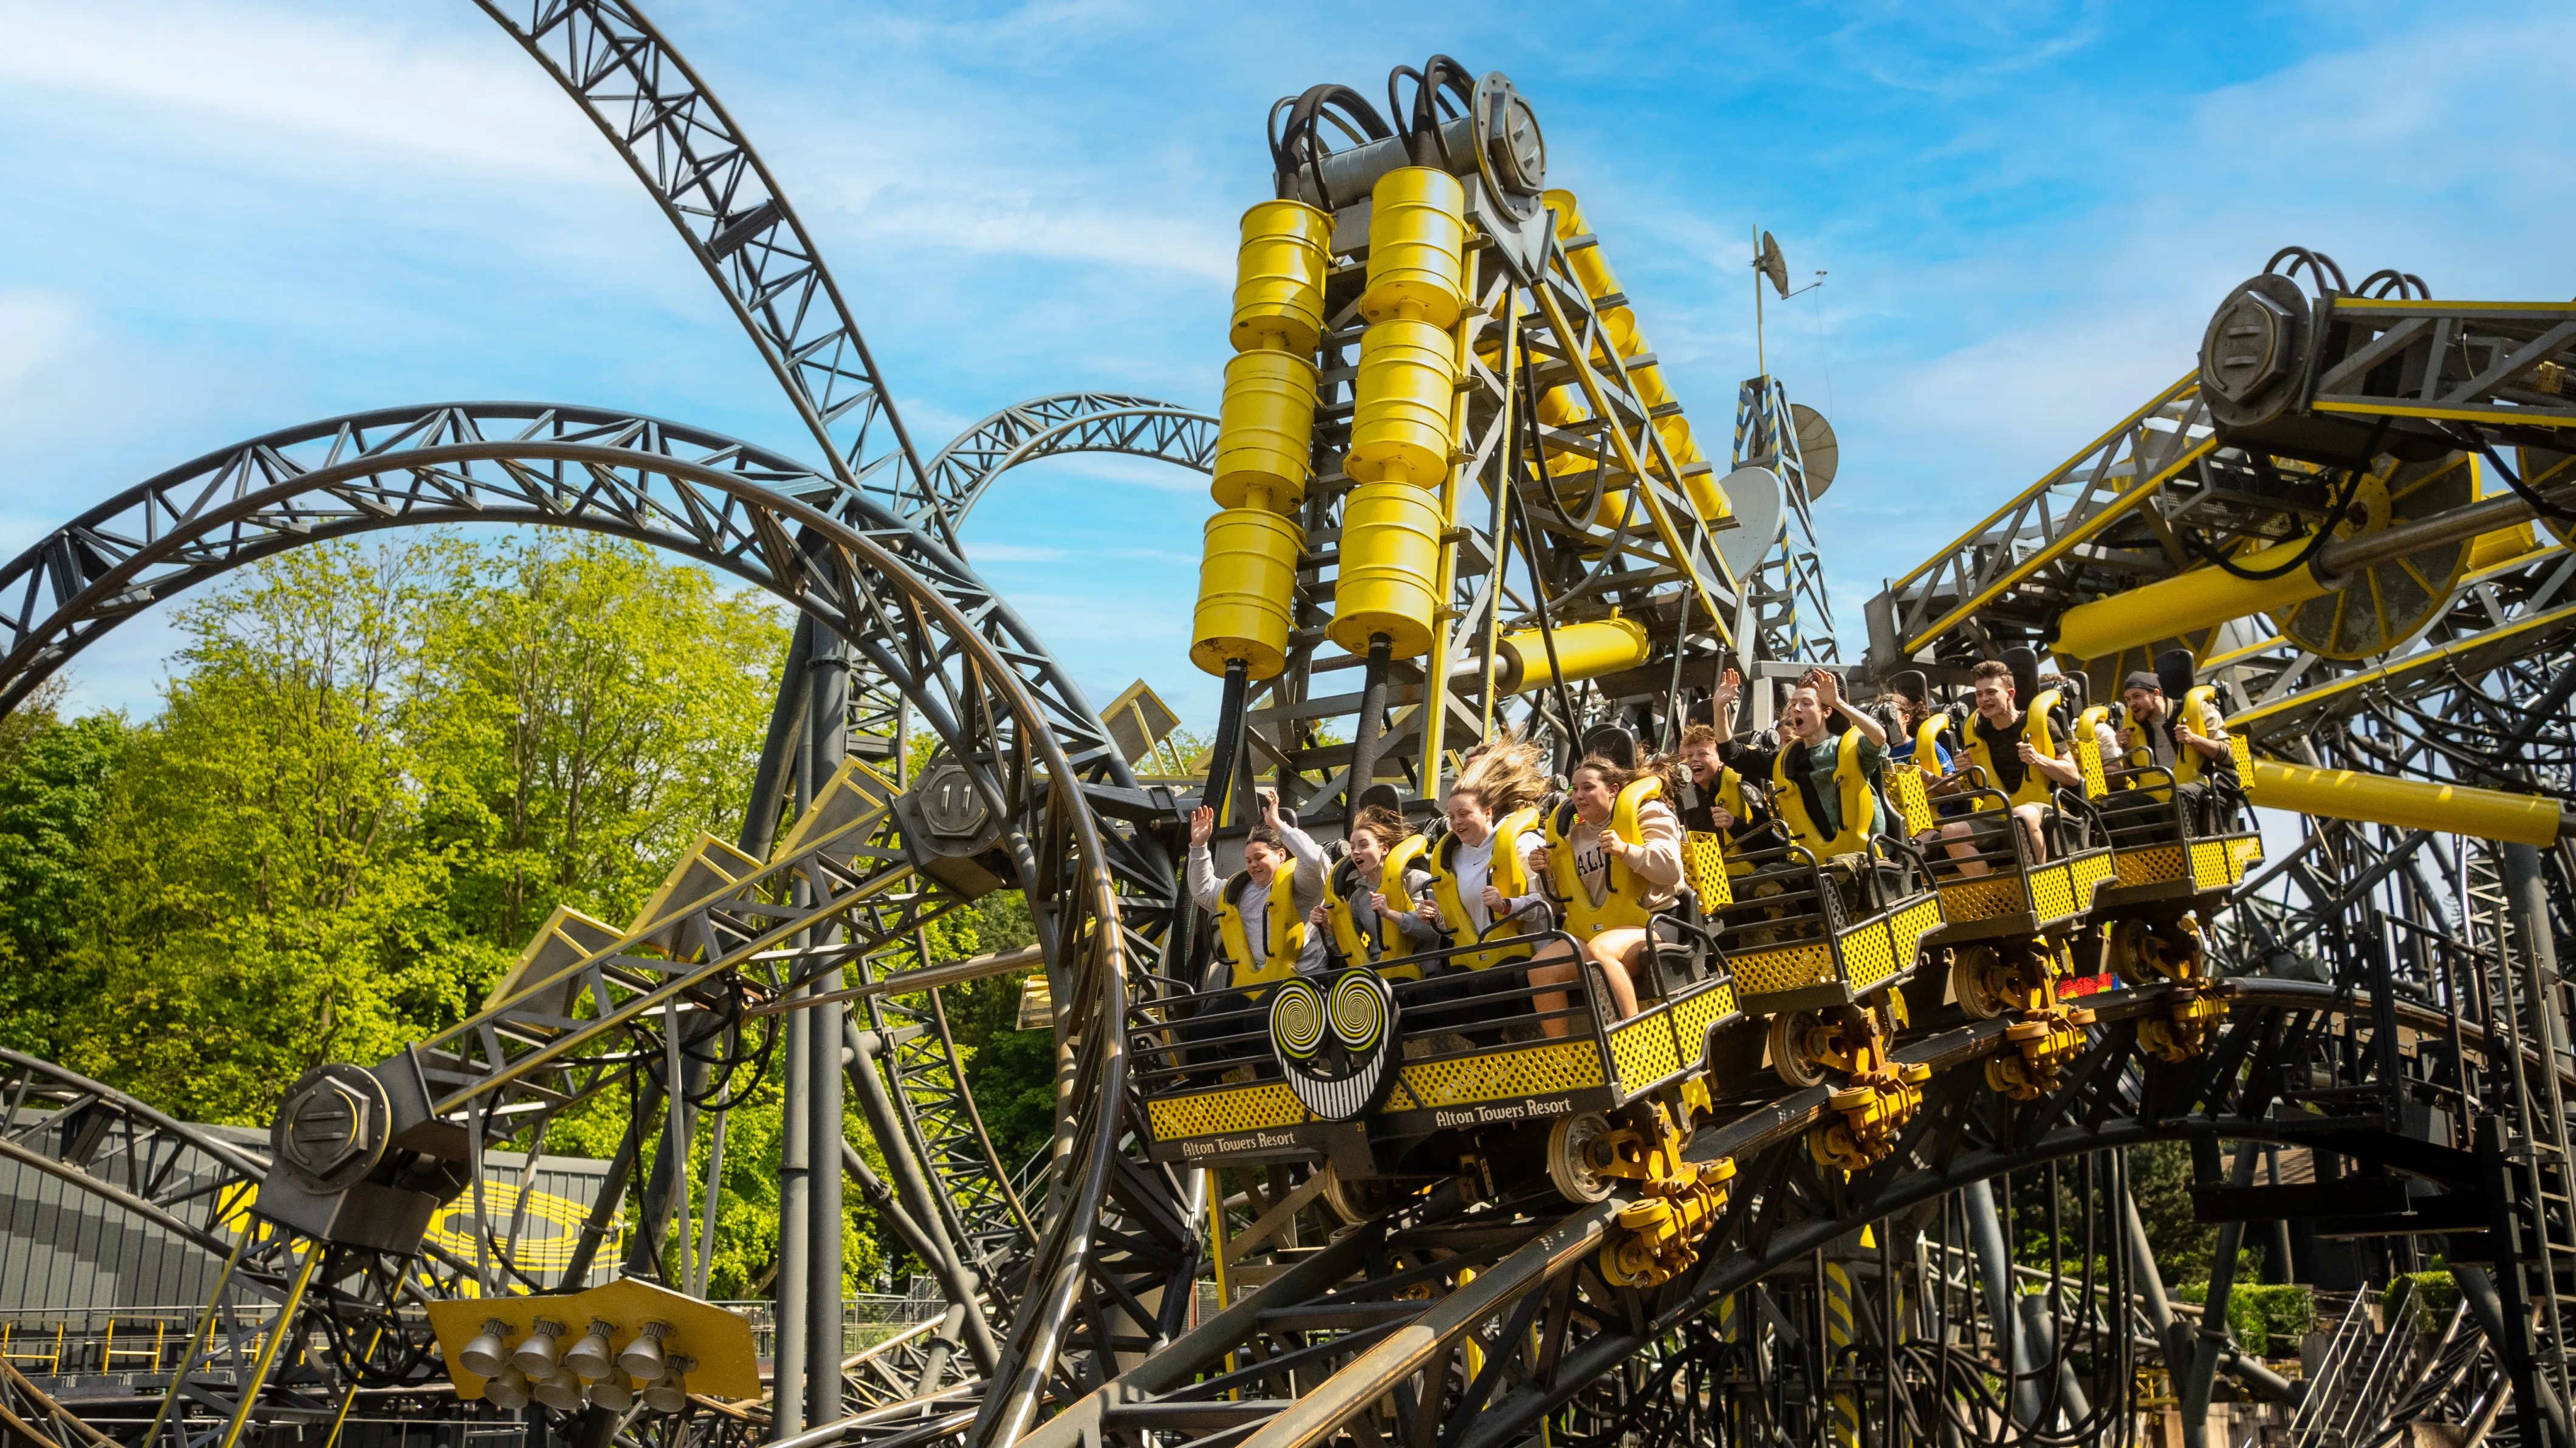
[1710,666,1888,852]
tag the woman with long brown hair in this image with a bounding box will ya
[1526,752,1685,1036]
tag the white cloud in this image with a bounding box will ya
[0,2,608,183]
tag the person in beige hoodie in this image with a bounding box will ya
[1525,754,1685,1037]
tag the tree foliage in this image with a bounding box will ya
[0,532,936,1296]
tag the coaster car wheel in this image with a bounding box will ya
[1768,1010,1834,1091]
[1952,946,2010,1021]
[1547,1112,1617,1204]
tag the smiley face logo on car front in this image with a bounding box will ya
[1270,968,1401,1121]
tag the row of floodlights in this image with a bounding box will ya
[461,1316,694,1415]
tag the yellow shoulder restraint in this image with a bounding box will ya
[1428,805,1543,971]
[1964,689,2060,811]
[1772,734,1876,859]
[1215,867,1304,995]
[1546,776,1665,940]
[1330,835,1432,981]
[2074,704,2111,801]
[2121,684,2218,799]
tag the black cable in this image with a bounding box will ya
[2263,245,2349,294]
[2445,421,2576,523]
[1382,66,1422,148]
[2180,424,2386,581]
[1509,327,1584,762]
[1410,55,1475,171]
[1267,84,1390,205]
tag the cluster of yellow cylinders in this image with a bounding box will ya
[1326,167,1469,661]
[1191,200,1332,679]
[1538,191,1730,525]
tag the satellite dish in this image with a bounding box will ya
[1789,403,1838,500]
[1713,465,1784,584]
[1758,231,1790,299]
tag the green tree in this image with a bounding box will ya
[0,529,1069,1299]
[0,693,131,1059]
[945,892,1055,1181]
[413,534,786,944]
[52,539,490,1120]
[2130,1139,2218,1282]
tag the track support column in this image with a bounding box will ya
[806,637,851,1426]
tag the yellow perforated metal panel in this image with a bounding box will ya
[1735,941,1836,998]
[1939,877,2024,922]
[2069,851,2115,910]
[1893,768,1936,836]
[2078,741,2108,799]
[1841,921,1898,992]
[1671,982,1739,1067]
[1148,1082,1305,1142]
[2229,835,2263,878]
[2114,845,2184,887]
[2030,863,2074,921]
[2189,841,2230,889]
[1891,897,1944,961]
[1401,1042,1605,1107]
[1610,1015,1682,1091]
[1685,833,1733,907]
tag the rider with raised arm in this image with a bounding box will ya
[1675,719,1767,860]
[1186,786,1329,995]
[1710,666,1889,859]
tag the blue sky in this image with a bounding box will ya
[4,1,2572,733]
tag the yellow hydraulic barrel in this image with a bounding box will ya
[1230,200,1332,355]
[1212,350,1320,511]
[1348,317,1458,487]
[1190,506,1301,679]
[1196,199,1328,678]
[1348,169,1467,488]
[1326,481,1442,659]
[1494,616,1652,694]
[1334,169,1467,658]
[2469,520,2542,571]
[2244,757,2567,847]
[1360,168,1467,328]
[2052,533,2326,663]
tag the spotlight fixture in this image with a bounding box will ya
[457,1319,512,1379]
[509,1318,566,1378]
[530,1365,584,1413]
[642,1354,694,1415]
[483,1367,532,1412]
[561,1319,616,1381]
[617,1320,671,1381]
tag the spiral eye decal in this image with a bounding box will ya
[1330,969,1385,1051]
[1272,968,1401,1122]
[1270,978,1327,1060]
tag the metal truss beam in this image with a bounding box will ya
[0,402,1196,1445]
[926,395,1216,525]
[475,1,944,534]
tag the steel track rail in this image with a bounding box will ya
[474,0,945,533]
[0,403,1191,1443]
[1004,977,2563,1448]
